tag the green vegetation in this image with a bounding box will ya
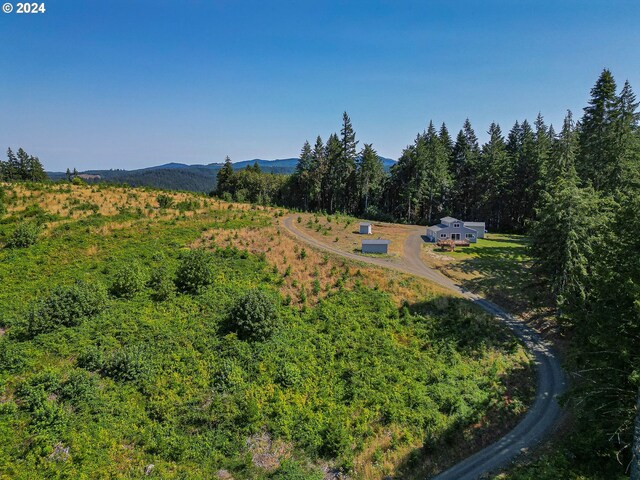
[5,220,41,248]
[0,184,530,479]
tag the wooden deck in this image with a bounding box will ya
[436,239,470,251]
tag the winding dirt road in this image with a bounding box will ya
[282,216,565,480]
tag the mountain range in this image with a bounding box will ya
[47,157,396,193]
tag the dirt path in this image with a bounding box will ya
[282,216,566,480]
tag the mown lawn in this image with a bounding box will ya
[424,234,554,328]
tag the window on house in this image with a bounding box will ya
[453,222,460,228]
[466,233,475,239]
[440,233,447,238]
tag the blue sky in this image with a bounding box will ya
[1,0,639,171]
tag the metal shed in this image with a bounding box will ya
[359,222,372,234]
[361,239,390,254]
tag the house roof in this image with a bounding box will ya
[427,224,446,232]
[464,222,485,227]
[359,222,371,226]
[362,239,390,245]
[440,216,459,223]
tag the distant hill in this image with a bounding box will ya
[47,157,396,193]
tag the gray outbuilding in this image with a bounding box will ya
[359,222,372,234]
[361,239,390,254]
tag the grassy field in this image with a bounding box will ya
[0,182,533,479]
[422,234,557,339]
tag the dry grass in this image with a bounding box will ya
[195,219,450,307]
[295,213,416,258]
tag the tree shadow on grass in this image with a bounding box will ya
[408,296,520,354]
[445,244,552,320]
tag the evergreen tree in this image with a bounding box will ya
[578,68,619,191]
[417,122,451,223]
[357,143,384,212]
[338,112,358,213]
[216,156,235,195]
[612,79,640,193]
[66,168,72,182]
[17,148,30,180]
[480,123,510,230]
[310,136,327,210]
[324,133,344,213]
[451,119,481,219]
[5,148,19,181]
[546,111,578,183]
[293,141,313,209]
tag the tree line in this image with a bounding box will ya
[530,69,640,476]
[0,148,47,182]
[215,107,565,233]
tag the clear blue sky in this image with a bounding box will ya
[1,0,639,171]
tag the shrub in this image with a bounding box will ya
[229,289,279,341]
[270,459,323,480]
[25,281,108,336]
[156,194,174,209]
[109,261,147,298]
[148,265,175,301]
[103,344,151,383]
[175,248,215,294]
[0,187,6,214]
[59,370,97,405]
[6,221,41,248]
[0,340,26,373]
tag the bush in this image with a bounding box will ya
[25,281,108,336]
[229,289,279,341]
[175,249,215,294]
[156,194,174,209]
[109,261,147,298]
[6,221,41,248]
[148,266,175,301]
[102,344,151,383]
[59,370,97,405]
[270,459,323,480]
[0,187,6,214]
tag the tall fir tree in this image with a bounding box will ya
[216,156,235,195]
[357,143,384,213]
[480,123,510,230]
[578,68,619,192]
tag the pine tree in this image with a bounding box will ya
[546,111,578,184]
[5,148,19,181]
[480,123,510,230]
[357,143,384,212]
[26,154,47,181]
[612,79,640,193]
[451,119,481,219]
[339,112,358,213]
[66,168,72,182]
[417,122,451,223]
[324,133,343,213]
[578,68,619,191]
[293,141,313,209]
[310,136,327,210]
[216,156,235,195]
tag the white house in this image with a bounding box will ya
[426,217,486,243]
[359,222,372,234]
